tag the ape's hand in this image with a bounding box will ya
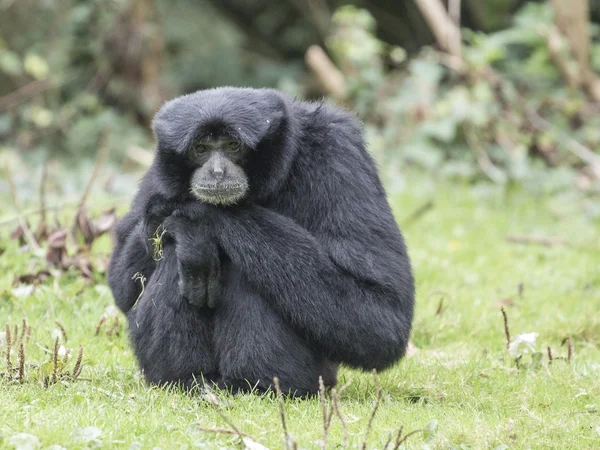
[141,195,179,259]
[164,205,222,309]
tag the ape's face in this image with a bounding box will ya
[187,135,249,205]
[152,87,291,203]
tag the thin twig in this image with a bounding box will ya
[501,307,511,350]
[448,0,462,57]
[527,106,600,176]
[305,45,346,101]
[77,134,109,211]
[361,370,382,450]
[414,0,463,59]
[205,391,245,445]
[318,376,331,450]
[195,426,250,437]
[394,428,428,448]
[332,380,351,448]
[5,324,12,380]
[54,320,67,342]
[382,432,393,450]
[0,202,81,227]
[403,200,434,225]
[0,79,54,110]
[274,377,295,450]
[507,234,569,247]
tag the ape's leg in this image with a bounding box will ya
[213,265,338,397]
[128,245,217,390]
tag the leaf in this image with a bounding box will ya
[23,53,49,80]
[0,50,22,75]
[29,106,53,128]
[89,208,117,239]
[14,271,51,286]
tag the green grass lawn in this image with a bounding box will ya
[1,172,599,449]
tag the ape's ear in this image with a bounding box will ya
[260,90,287,134]
[151,98,195,154]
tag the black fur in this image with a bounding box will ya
[107,87,415,396]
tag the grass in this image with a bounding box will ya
[1,171,599,449]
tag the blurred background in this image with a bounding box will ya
[0,0,599,215]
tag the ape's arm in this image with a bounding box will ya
[107,210,157,314]
[208,145,414,371]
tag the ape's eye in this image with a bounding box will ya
[194,143,209,152]
[228,141,242,152]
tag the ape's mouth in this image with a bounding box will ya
[190,182,248,205]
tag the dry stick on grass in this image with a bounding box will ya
[506,234,569,248]
[274,377,297,450]
[332,380,352,448]
[5,324,12,380]
[318,376,329,450]
[402,200,434,226]
[55,320,68,342]
[393,427,428,449]
[195,426,249,437]
[5,162,40,251]
[318,376,337,450]
[361,370,383,450]
[501,307,511,350]
[203,391,247,445]
[428,290,450,317]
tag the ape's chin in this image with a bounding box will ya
[190,183,248,206]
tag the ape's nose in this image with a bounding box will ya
[211,165,225,181]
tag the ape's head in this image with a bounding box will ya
[151,87,294,205]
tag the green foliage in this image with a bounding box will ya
[326,4,600,208]
[0,0,152,163]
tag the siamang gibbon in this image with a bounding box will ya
[108,87,415,397]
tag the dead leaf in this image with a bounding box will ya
[13,270,51,286]
[89,208,117,238]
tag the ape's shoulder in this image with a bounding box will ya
[291,99,364,138]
